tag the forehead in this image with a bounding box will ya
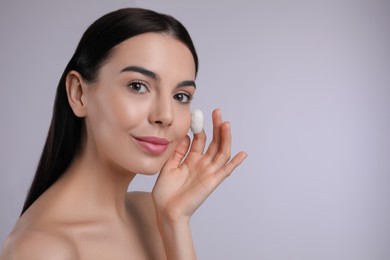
[101,33,196,80]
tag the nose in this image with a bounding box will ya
[149,95,174,127]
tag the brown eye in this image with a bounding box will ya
[127,81,148,94]
[174,92,192,104]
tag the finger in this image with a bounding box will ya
[212,121,232,165]
[192,151,247,196]
[204,109,223,158]
[215,151,247,181]
[188,130,207,155]
[163,135,191,169]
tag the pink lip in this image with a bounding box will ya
[134,136,170,155]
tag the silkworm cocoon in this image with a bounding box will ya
[190,109,204,134]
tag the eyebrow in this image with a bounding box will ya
[120,65,196,89]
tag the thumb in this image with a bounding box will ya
[163,135,191,169]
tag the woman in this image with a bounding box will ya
[1,8,247,259]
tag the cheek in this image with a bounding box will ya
[89,91,146,132]
[175,109,192,138]
[84,93,145,164]
[110,101,145,130]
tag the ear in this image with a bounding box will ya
[65,70,88,117]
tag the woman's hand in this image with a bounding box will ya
[152,108,247,223]
[152,109,247,259]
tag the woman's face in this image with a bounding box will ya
[82,33,196,174]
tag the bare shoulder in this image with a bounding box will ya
[1,229,78,260]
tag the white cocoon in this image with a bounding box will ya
[190,109,204,134]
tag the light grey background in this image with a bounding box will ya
[1,0,389,259]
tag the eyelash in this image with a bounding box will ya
[127,80,149,94]
[174,91,193,105]
[127,80,193,104]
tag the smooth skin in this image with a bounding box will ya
[1,33,247,259]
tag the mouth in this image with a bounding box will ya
[133,136,170,155]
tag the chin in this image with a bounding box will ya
[118,145,177,176]
[125,158,168,176]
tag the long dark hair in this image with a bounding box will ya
[21,8,198,215]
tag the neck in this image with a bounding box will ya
[51,146,136,221]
